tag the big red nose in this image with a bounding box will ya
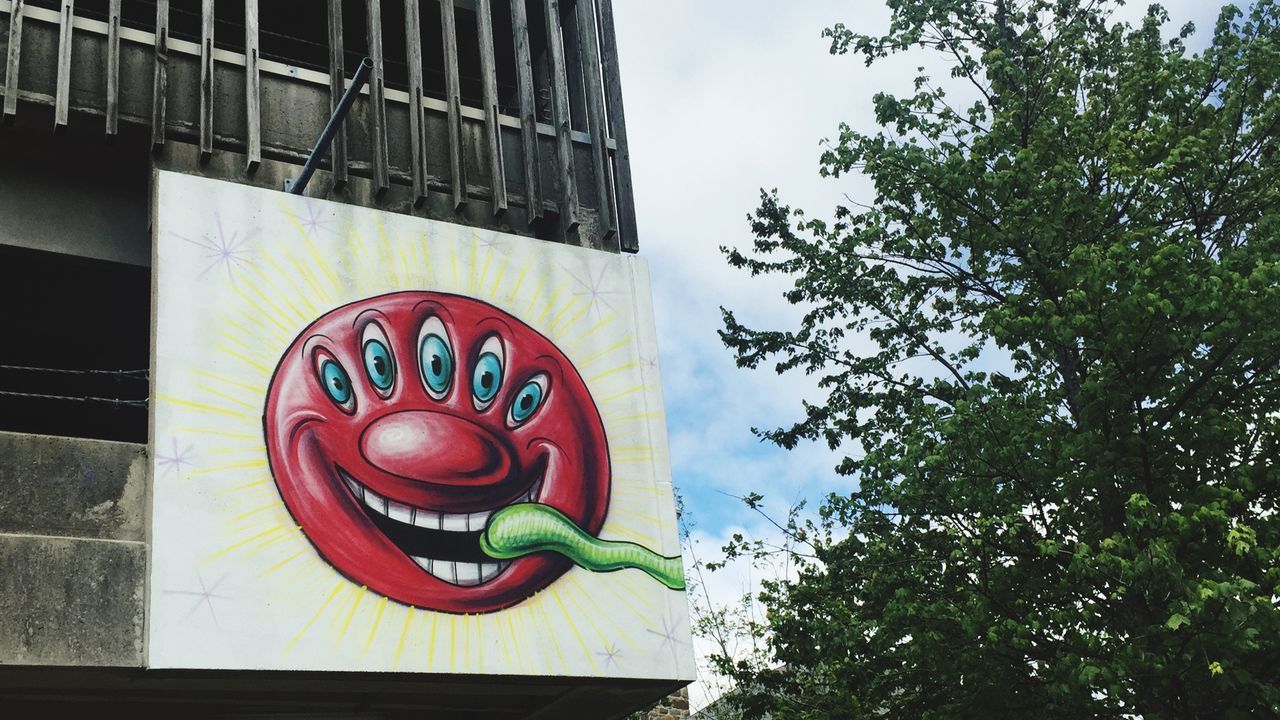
[359,411,513,486]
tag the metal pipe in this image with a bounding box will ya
[286,57,375,195]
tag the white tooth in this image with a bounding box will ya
[479,562,504,582]
[387,500,413,524]
[411,556,431,572]
[413,509,442,530]
[467,509,493,530]
[364,488,388,515]
[344,476,363,499]
[427,560,457,584]
[455,562,482,586]
[442,512,469,532]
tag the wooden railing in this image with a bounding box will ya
[0,0,638,252]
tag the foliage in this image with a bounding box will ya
[715,1,1280,717]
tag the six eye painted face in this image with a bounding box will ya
[264,292,610,614]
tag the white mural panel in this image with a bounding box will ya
[148,171,693,679]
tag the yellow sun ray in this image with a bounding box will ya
[587,360,639,386]
[535,284,570,326]
[546,588,600,672]
[426,609,442,668]
[188,367,266,396]
[527,596,569,673]
[279,243,334,306]
[486,255,510,301]
[610,484,664,497]
[546,295,583,328]
[601,409,656,424]
[523,275,548,317]
[573,336,633,369]
[172,426,260,441]
[186,458,269,477]
[597,569,660,615]
[374,216,404,290]
[602,524,659,547]
[364,596,390,652]
[229,502,287,523]
[213,347,275,380]
[196,384,259,412]
[156,393,243,419]
[261,252,323,317]
[549,302,593,339]
[231,279,299,337]
[595,384,645,406]
[284,580,345,654]
[562,312,618,350]
[203,523,295,562]
[506,263,533,304]
[395,606,417,667]
[212,476,274,497]
[562,576,636,652]
[239,526,307,560]
[259,546,312,576]
[335,585,368,644]
[344,226,379,296]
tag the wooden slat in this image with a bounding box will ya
[596,0,637,251]
[198,0,214,161]
[509,0,542,223]
[4,0,26,121]
[366,0,389,196]
[54,0,74,131]
[441,0,466,210]
[151,0,168,148]
[106,0,121,136]
[326,0,347,187]
[403,0,427,205]
[575,0,616,243]
[476,0,507,215]
[543,0,579,233]
[244,0,261,171]
[561,2,585,131]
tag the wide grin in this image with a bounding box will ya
[337,466,544,587]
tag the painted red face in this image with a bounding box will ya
[264,292,610,613]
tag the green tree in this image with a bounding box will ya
[715,1,1280,717]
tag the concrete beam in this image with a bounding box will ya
[0,533,145,667]
[0,430,146,542]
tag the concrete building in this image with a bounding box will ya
[0,2,691,717]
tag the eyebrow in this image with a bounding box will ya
[476,316,514,336]
[352,308,390,329]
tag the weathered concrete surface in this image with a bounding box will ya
[0,431,147,542]
[0,533,145,667]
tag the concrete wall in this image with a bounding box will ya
[0,430,147,666]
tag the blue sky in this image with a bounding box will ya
[610,0,1227,708]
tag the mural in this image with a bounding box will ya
[148,171,694,679]
[266,291,682,614]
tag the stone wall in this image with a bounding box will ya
[630,686,691,719]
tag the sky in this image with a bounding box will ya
[609,0,1227,710]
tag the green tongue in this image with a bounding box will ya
[479,503,686,591]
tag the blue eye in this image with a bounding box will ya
[363,339,394,393]
[319,358,353,408]
[508,376,547,425]
[472,353,503,406]
[420,334,453,396]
